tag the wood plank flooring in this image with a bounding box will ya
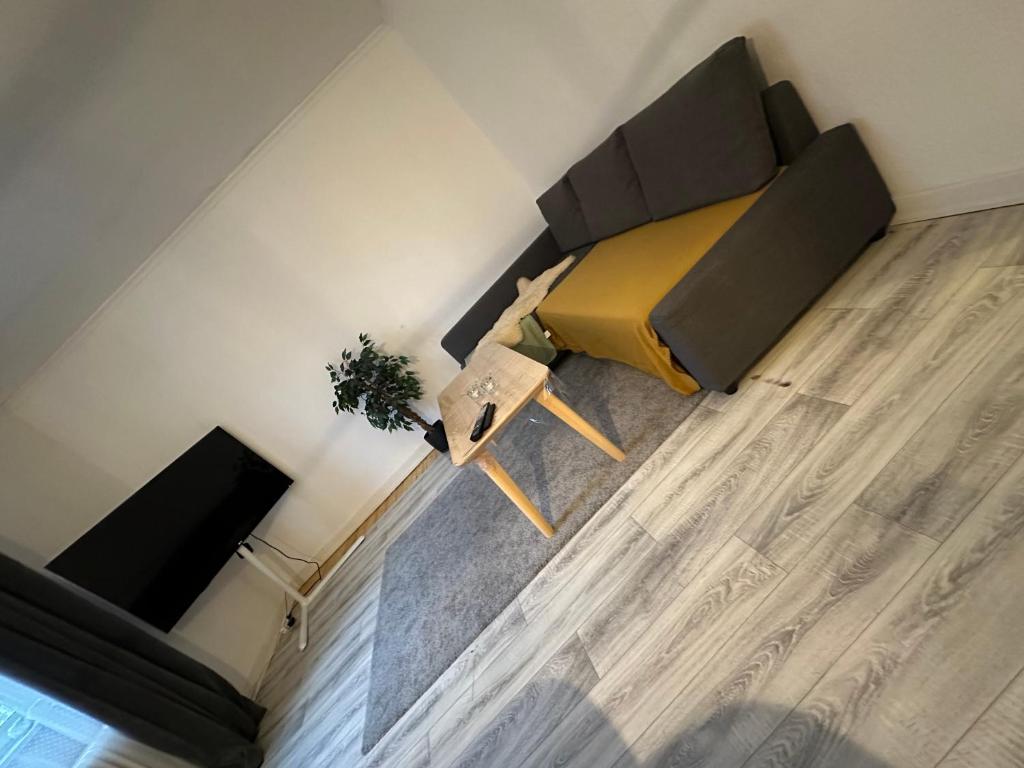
[257,204,1024,767]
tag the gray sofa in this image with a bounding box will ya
[441,37,894,393]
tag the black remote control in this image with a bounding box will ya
[470,402,496,442]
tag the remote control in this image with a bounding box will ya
[470,402,496,442]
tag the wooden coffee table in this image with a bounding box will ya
[438,344,625,537]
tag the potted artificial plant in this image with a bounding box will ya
[327,333,448,452]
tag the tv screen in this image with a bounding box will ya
[47,427,293,631]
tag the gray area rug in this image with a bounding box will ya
[362,354,701,752]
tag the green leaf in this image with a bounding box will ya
[325,333,426,434]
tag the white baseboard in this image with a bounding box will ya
[892,166,1024,224]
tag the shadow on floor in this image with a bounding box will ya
[450,678,893,768]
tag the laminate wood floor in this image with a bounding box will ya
[257,204,1024,768]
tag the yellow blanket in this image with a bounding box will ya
[537,186,768,394]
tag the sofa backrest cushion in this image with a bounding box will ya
[762,80,819,165]
[566,128,651,241]
[621,36,777,220]
[536,175,593,252]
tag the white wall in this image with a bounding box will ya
[385,0,1024,222]
[0,0,383,402]
[0,28,540,691]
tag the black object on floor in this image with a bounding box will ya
[424,419,449,453]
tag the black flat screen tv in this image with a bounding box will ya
[47,426,292,632]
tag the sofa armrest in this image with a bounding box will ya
[650,123,895,391]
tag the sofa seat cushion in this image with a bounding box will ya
[537,182,771,395]
[567,128,651,241]
[622,36,777,220]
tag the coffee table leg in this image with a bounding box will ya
[535,386,626,461]
[476,450,554,538]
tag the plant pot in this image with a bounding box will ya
[424,419,449,453]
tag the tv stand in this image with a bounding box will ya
[236,535,364,651]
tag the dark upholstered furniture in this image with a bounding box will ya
[441,37,894,392]
[1,553,265,767]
